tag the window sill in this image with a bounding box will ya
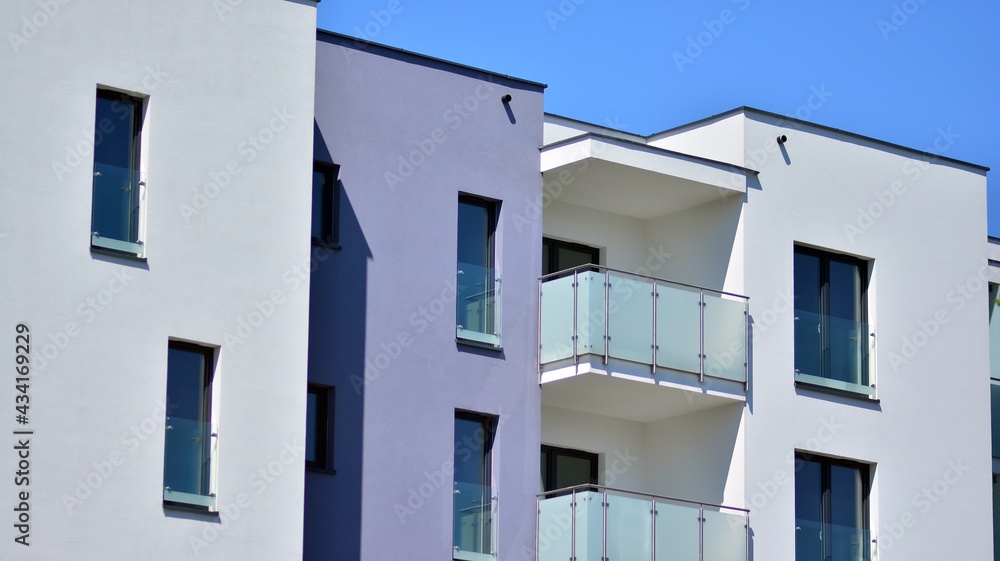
[456,338,503,353]
[795,379,880,404]
[306,465,337,475]
[90,245,147,263]
[163,501,219,517]
[163,489,216,512]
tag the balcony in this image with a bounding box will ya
[537,485,748,561]
[538,266,748,421]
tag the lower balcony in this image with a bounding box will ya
[537,485,748,561]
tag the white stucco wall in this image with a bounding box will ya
[0,1,317,559]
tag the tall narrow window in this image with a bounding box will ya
[794,246,872,396]
[541,445,598,493]
[312,162,340,246]
[457,195,500,347]
[306,384,333,471]
[795,454,870,561]
[453,412,495,560]
[163,342,217,510]
[92,89,144,255]
[542,237,600,276]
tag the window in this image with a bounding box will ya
[92,89,144,255]
[306,384,334,471]
[541,445,598,493]
[457,195,500,347]
[793,246,873,396]
[163,342,217,510]
[542,237,600,276]
[453,412,495,560]
[312,162,340,246]
[795,454,871,561]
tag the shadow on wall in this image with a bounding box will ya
[303,122,372,561]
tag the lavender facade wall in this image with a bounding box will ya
[306,32,545,561]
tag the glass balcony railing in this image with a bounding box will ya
[537,485,748,561]
[795,519,877,561]
[91,163,144,255]
[457,262,501,347]
[454,481,494,561]
[163,417,217,510]
[539,266,749,384]
[793,310,875,396]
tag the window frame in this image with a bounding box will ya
[453,411,496,561]
[794,452,871,561]
[456,194,501,349]
[91,88,146,257]
[793,245,874,397]
[541,444,599,493]
[306,384,335,473]
[542,237,600,277]
[163,340,218,512]
[312,161,341,248]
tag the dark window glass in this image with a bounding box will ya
[793,247,868,386]
[457,196,499,345]
[312,162,339,245]
[306,385,332,470]
[795,454,870,561]
[541,445,598,493]
[454,412,494,556]
[542,237,600,276]
[164,342,214,501]
[92,90,142,244]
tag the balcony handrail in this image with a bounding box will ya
[538,264,749,301]
[536,483,750,514]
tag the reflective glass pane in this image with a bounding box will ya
[577,271,606,357]
[704,293,747,382]
[306,391,317,463]
[608,273,653,364]
[992,383,1000,457]
[576,491,603,561]
[456,262,498,344]
[540,275,575,364]
[654,501,700,561]
[163,417,213,496]
[655,284,701,374]
[311,168,329,239]
[703,509,747,561]
[453,481,492,555]
[794,252,823,377]
[795,459,823,561]
[92,93,140,243]
[605,492,652,561]
[538,494,573,561]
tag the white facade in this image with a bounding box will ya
[0,1,317,558]
[539,108,991,561]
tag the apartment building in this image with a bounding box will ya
[0,0,318,558]
[537,110,991,561]
[2,2,994,560]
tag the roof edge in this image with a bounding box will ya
[652,106,989,173]
[317,29,547,90]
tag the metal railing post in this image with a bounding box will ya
[651,280,658,374]
[699,290,706,383]
[603,271,610,365]
[571,489,577,561]
[602,489,608,561]
[537,280,543,381]
[699,505,705,561]
[573,269,579,366]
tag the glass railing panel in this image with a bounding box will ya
[575,491,603,561]
[538,494,574,561]
[607,273,654,365]
[654,501,700,561]
[163,418,216,507]
[703,293,747,382]
[540,275,576,364]
[794,310,873,395]
[92,163,141,244]
[702,509,748,561]
[991,382,1000,457]
[796,519,873,561]
[577,270,607,357]
[453,482,493,559]
[656,284,702,374]
[457,262,500,347]
[605,491,653,561]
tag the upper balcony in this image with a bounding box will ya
[538,265,749,422]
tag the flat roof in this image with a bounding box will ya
[317,29,547,90]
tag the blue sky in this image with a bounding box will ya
[317,0,1000,235]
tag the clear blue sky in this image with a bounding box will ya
[317,0,1000,236]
